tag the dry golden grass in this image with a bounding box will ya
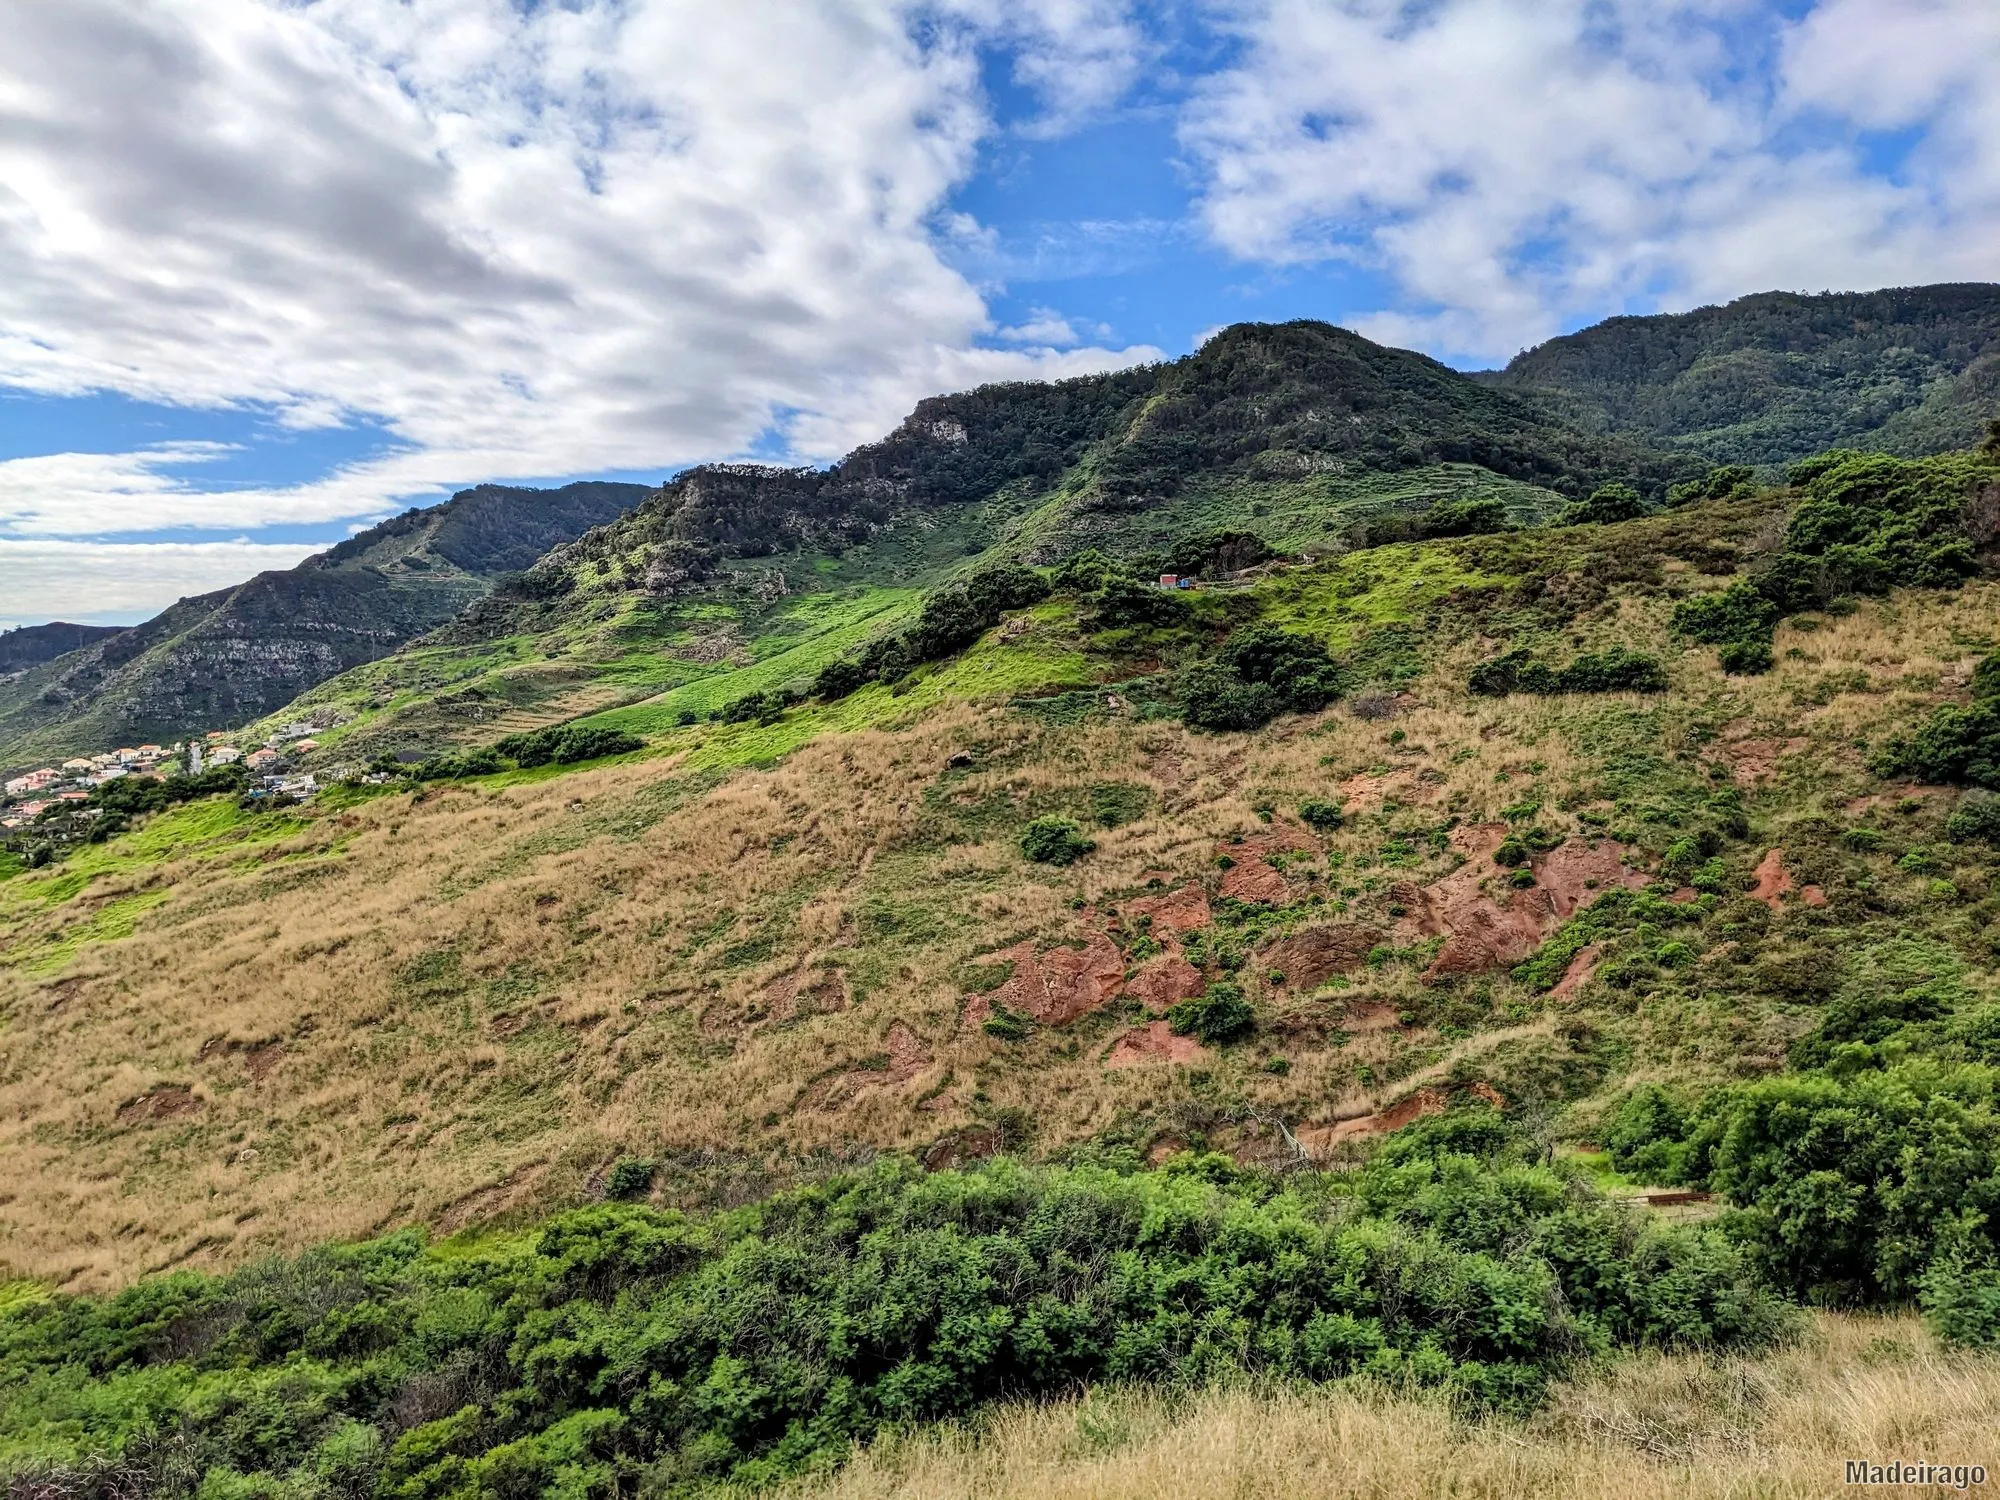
[0,582,1990,1289]
[789,1314,2000,1500]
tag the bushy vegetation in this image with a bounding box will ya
[1020,816,1095,866]
[492,724,645,768]
[1179,627,1341,732]
[0,1131,1788,1495]
[1673,449,1996,673]
[1561,483,1650,526]
[1165,980,1256,1045]
[1469,647,1667,697]
[1877,651,2000,790]
[815,563,1050,699]
[1418,496,1510,538]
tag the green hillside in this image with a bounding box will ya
[0,482,650,774]
[1488,283,2000,464]
[270,321,1693,766]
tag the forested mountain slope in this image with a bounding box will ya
[268,320,1693,766]
[1487,283,2000,464]
[0,481,649,772]
[0,623,123,676]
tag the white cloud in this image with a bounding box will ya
[0,0,1158,571]
[0,540,323,630]
[1180,0,2000,361]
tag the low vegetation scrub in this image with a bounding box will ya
[1877,651,2000,790]
[1673,449,1996,673]
[1179,627,1342,731]
[0,1128,1787,1495]
[1020,815,1095,866]
[493,723,644,768]
[1165,979,1256,1045]
[1469,647,1667,697]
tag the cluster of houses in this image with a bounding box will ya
[1,724,329,832]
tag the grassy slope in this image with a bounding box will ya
[8,488,1999,1292]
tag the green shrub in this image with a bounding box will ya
[1948,797,2000,844]
[1162,528,1273,577]
[1420,497,1509,538]
[1178,664,1281,731]
[1020,816,1095,866]
[1562,483,1649,525]
[1470,647,1663,696]
[1299,798,1345,832]
[0,1150,1787,1491]
[495,724,644,767]
[1877,655,2000,790]
[1166,980,1256,1045]
[607,1157,656,1200]
[981,1005,1029,1041]
[1667,465,1757,509]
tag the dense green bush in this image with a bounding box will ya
[1180,627,1341,731]
[1165,980,1256,1045]
[1605,1060,2000,1314]
[1469,647,1665,697]
[495,724,644,767]
[1669,448,1994,676]
[1020,815,1095,866]
[1667,465,1757,509]
[0,1138,1787,1494]
[1562,483,1649,525]
[1299,798,1346,832]
[1948,796,2000,844]
[815,562,1051,699]
[1161,528,1273,577]
[1877,653,2000,790]
[1419,496,1509,538]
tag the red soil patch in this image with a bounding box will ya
[764,966,847,1024]
[1801,884,1828,907]
[880,1020,932,1083]
[116,1085,201,1125]
[1397,824,1647,983]
[1219,857,1288,903]
[1262,924,1382,990]
[1548,943,1604,1001]
[1719,728,1808,785]
[1749,848,1794,909]
[966,931,1127,1029]
[1124,883,1212,935]
[1669,887,1700,904]
[1105,1020,1211,1069]
[1298,1088,1448,1150]
[1127,951,1207,1013]
[197,1036,285,1081]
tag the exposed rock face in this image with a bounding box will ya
[963,932,1127,1029]
[1394,823,1648,983]
[1105,1020,1211,1069]
[1263,924,1382,990]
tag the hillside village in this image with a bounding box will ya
[0,719,334,841]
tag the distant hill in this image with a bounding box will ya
[0,481,649,771]
[1486,284,2000,465]
[278,319,1697,762]
[0,622,123,676]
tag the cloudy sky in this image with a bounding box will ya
[1,0,1995,627]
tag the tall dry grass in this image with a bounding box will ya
[790,1315,2000,1500]
[0,583,1988,1288]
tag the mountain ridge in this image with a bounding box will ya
[0,480,650,772]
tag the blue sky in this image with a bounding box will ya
[0,0,1995,627]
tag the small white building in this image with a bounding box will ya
[210,746,243,765]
